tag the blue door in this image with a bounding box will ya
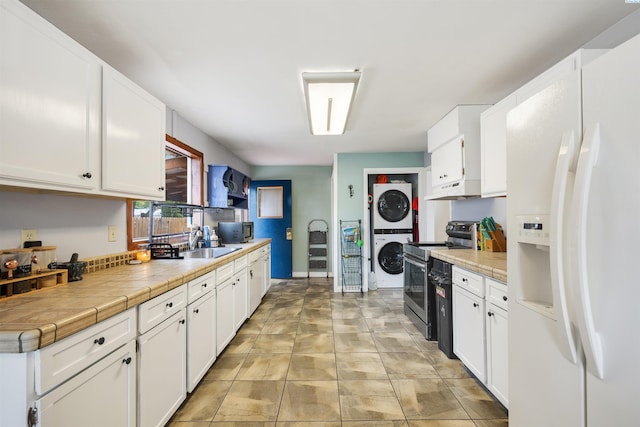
[249,180,292,279]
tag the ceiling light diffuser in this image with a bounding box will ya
[302,71,361,135]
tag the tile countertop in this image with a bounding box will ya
[429,249,507,283]
[0,239,271,354]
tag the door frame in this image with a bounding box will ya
[361,167,426,292]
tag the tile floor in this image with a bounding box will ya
[168,278,508,426]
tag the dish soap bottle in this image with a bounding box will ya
[203,226,212,248]
[212,229,219,247]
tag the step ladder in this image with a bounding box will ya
[307,219,329,278]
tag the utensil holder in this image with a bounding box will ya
[485,229,507,252]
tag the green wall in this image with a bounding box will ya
[251,165,332,276]
[336,152,424,223]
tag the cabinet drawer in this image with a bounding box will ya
[138,285,187,334]
[187,271,215,304]
[35,308,136,395]
[453,266,484,298]
[216,262,234,284]
[486,278,508,311]
[234,255,248,272]
[248,248,262,264]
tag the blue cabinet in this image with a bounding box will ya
[208,165,249,209]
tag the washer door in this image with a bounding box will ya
[377,190,410,223]
[377,241,404,275]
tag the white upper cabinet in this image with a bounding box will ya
[480,49,608,198]
[0,0,166,200]
[427,105,489,200]
[480,95,516,198]
[0,0,101,191]
[102,66,166,200]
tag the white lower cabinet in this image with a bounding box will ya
[37,340,136,427]
[453,283,486,382]
[452,266,509,408]
[486,279,509,408]
[234,260,248,331]
[248,249,264,316]
[262,245,271,296]
[0,308,137,427]
[216,276,236,355]
[186,289,216,393]
[137,285,187,427]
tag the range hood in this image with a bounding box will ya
[425,177,481,200]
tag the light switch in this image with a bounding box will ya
[108,225,117,242]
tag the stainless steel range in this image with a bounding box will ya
[403,241,447,340]
[403,221,477,339]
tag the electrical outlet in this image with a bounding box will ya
[21,229,37,245]
[108,225,117,242]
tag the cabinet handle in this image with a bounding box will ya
[473,302,479,308]
[94,337,105,345]
[82,172,92,179]
[462,278,468,282]
[250,270,253,278]
[179,319,186,324]
[158,186,165,191]
[122,357,132,365]
[166,302,173,308]
[502,295,508,301]
[202,283,207,288]
[194,308,199,314]
[488,311,494,317]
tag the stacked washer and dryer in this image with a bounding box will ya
[372,182,413,288]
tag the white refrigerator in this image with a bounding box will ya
[506,33,640,427]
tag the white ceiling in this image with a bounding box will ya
[20,0,639,166]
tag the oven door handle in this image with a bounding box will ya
[403,256,426,272]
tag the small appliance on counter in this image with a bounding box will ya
[52,253,87,282]
[445,220,479,249]
[217,221,254,244]
[148,243,183,259]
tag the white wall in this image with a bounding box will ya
[167,110,250,175]
[451,197,507,232]
[0,191,127,261]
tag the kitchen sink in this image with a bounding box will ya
[182,247,240,259]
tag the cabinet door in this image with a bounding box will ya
[481,95,516,198]
[102,66,166,200]
[431,137,463,189]
[234,269,248,330]
[486,304,509,408]
[138,310,187,427]
[0,0,100,191]
[453,285,486,382]
[216,278,236,355]
[262,247,271,296]
[186,291,216,393]
[248,260,263,315]
[37,341,136,427]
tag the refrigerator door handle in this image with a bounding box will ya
[572,123,604,379]
[550,130,579,364]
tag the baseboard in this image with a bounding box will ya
[292,271,333,278]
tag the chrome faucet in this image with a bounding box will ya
[189,226,203,250]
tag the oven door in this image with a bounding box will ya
[404,254,438,340]
[403,255,426,321]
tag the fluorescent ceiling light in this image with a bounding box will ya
[302,71,361,135]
